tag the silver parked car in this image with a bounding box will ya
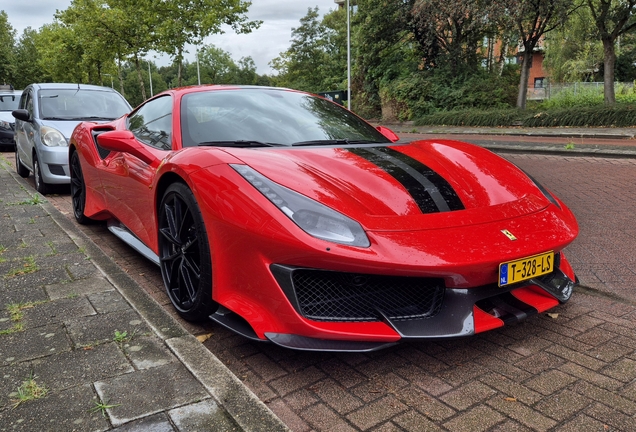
[13,83,131,194]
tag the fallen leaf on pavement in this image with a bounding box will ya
[196,333,213,343]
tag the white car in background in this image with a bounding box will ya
[13,83,131,194]
[0,85,22,150]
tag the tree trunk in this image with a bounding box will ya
[516,50,531,109]
[134,55,147,101]
[602,37,616,106]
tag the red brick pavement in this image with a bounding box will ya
[16,153,636,431]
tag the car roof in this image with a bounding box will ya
[29,83,118,92]
[167,84,303,97]
[0,88,22,95]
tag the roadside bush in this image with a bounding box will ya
[540,82,636,109]
[378,66,519,122]
[413,104,636,127]
[414,109,524,127]
[524,104,636,127]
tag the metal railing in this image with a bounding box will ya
[527,82,635,100]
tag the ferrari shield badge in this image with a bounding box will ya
[501,229,517,241]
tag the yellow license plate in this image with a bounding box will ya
[499,251,554,287]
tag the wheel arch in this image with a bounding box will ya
[155,172,190,215]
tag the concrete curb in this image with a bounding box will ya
[4,165,288,431]
[383,123,636,140]
[475,143,636,159]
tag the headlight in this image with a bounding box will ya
[232,164,370,247]
[0,120,10,130]
[40,126,68,147]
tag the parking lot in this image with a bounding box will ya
[14,150,636,431]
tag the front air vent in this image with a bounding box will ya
[272,265,445,322]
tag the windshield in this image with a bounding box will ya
[0,93,21,111]
[180,88,390,147]
[39,88,131,120]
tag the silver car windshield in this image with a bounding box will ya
[180,89,390,147]
[39,89,130,120]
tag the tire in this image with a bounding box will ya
[70,151,92,225]
[158,182,217,321]
[33,154,51,195]
[15,149,29,178]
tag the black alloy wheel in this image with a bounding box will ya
[70,151,91,225]
[33,154,50,195]
[15,149,29,178]
[158,182,216,321]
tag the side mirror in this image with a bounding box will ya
[96,130,157,165]
[376,126,399,143]
[12,109,31,122]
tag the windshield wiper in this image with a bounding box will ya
[292,139,376,146]
[198,140,284,148]
[77,116,118,121]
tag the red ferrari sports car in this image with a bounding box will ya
[69,85,578,352]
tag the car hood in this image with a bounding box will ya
[220,139,554,231]
[0,112,14,124]
[38,119,86,139]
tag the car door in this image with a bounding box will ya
[101,95,173,249]
[15,88,36,170]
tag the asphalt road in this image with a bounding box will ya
[7,139,636,431]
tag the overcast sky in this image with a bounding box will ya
[3,0,340,74]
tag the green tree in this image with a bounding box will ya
[410,0,492,73]
[543,7,602,83]
[353,0,416,117]
[154,0,260,87]
[194,44,239,84]
[59,0,157,100]
[36,22,87,82]
[587,0,636,105]
[269,7,349,92]
[56,0,125,91]
[12,28,46,89]
[121,61,167,106]
[0,11,16,85]
[270,7,331,92]
[500,0,578,109]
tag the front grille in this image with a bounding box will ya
[291,269,445,322]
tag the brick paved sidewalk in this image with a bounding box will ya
[0,157,286,431]
[5,150,636,431]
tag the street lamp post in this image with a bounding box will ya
[347,0,351,111]
[337,0,355,111]
[148,61,154,97]
[196,48,201,85]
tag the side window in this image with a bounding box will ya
[21,91,33,116]
[128,96,172,151]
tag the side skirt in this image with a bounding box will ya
[107,220,160,266]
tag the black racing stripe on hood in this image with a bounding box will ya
[348,147,464,214]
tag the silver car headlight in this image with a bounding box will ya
[0,120,10,130]
[232,164,370,247]
[40,126,68,147]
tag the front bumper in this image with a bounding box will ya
[255,253,577,351]
[0,128,15,147]
[38,146,70,184]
